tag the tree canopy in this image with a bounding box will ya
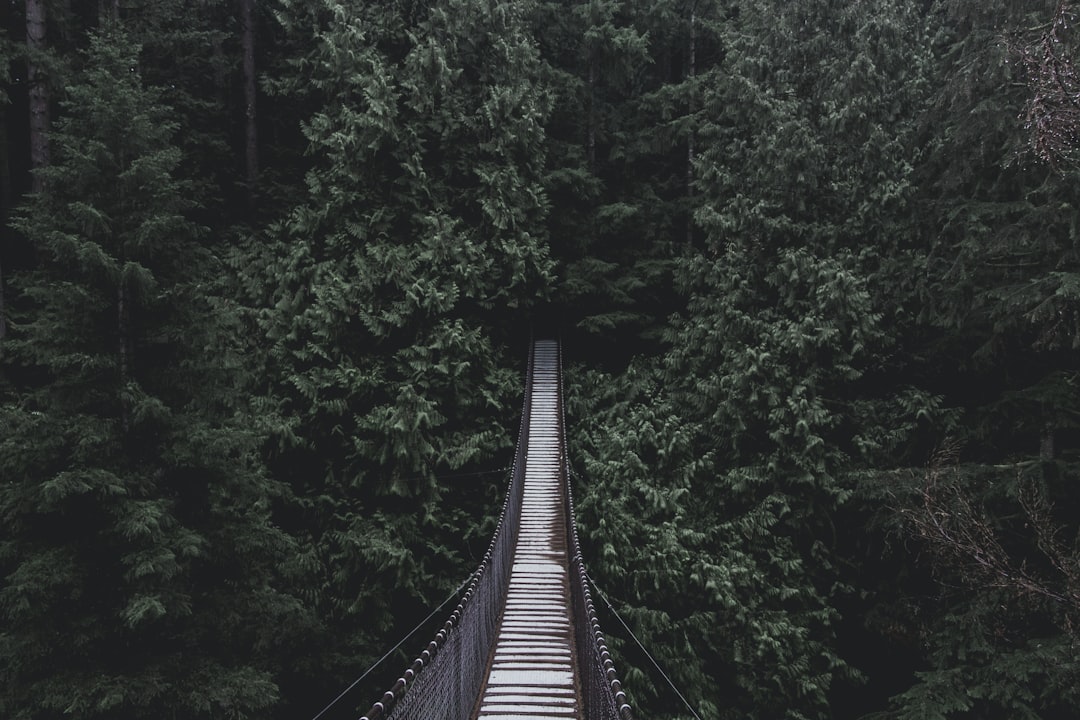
[1,1,1078,719]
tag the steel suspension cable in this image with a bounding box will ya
[585,571,705,720]
[355,336,536,720]
[310,577,471,720]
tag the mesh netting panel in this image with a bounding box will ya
[359,339,636,720]
[568,548,632,720]
[558,342,636,720]
[359,346,532,720]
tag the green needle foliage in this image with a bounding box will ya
[234,0,557,708]
[0,27,297,720]
[2,1,1080,719]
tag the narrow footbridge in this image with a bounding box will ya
[359,339,634,720]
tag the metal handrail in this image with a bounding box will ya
[358,339,534,720]
[556,339,635,720]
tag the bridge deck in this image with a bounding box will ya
[475,340,580,720]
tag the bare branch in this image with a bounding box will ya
[900,446,1080,635]
[1009,2,1080,168]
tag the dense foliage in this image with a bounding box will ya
[1,1,1078,719]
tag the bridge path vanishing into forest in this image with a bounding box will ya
[355,339,634,720]
[474,341,578,719]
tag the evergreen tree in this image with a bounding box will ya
[1,0,1077,717]
[911,0,1080,460]
[868,2,1080,716]
[0,27,12,341]
[880,460,1080,720]
[0,28,298,720]
[536,0,712,353]
[569,2,941,718]
[26,0,48,191]
[240,0,556,710]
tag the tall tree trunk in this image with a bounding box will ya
[0,106,9,341]
[99,0,120,23]
[240,0,258,209]
[0,108,10,211]
[685,3,696,248]
[0,254,6,341]
[118,281,131,432]
[27,0,49,193]
[587,57,596,167]
[1040,422,1055,461]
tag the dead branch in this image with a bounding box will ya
[1009,2,1080,168]
[901,443,1080,636]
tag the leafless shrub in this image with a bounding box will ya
[1009,2,1080,168]
[901,440,1080,635]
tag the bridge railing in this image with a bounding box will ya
[358,343,533,720]
[357,338,635,720]
[556,341,635,720]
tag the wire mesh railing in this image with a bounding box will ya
[356,337,634,720]
[556,340,635,720]
[357,343,533,720]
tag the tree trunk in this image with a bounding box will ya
[99,0,120,23]
[240,0,258,209]
[27,0,49,193]
[0,252,6,341]
[0,107,10,210]
[0,254,6,340]
[1040,422,1055,461]
[118,281,131,432]
[587,57,596,167]
[0,106,9,341]
[685,3,696,248]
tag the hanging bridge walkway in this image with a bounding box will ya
[358,339,634,720]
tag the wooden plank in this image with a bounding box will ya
[474,340,580,720]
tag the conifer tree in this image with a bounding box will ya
[569,2,940,718]
[0,28,298,720]
[869,2,1080,716]
[536,0,708,349]
[241,0,556,707]
[0,35,11,342]
[26,0,48,191]
[240,0,259,208]
[911,0,1080,460]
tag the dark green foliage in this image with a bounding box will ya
[566,2,936,718]
[536,0,696,351]
[562,2,1080,719]
[234,0,557,710]
[856,460,1080,719]
[911,0,1080,460]
[568,251,884,719]
[0,28,298,720]
[3,0,1080,719]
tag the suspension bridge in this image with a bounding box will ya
[356,339,634,720]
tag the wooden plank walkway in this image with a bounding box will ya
[475,340,580,720]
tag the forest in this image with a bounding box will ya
[1,0,1079,718]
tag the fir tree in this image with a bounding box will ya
[568,2,941,718]
[910,0,1080,460]
[536,0,704,351]
[240,0,556,709]
[871,2,1080,715]
[0,28,298,720]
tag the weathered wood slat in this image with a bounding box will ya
[476,339,580,720]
